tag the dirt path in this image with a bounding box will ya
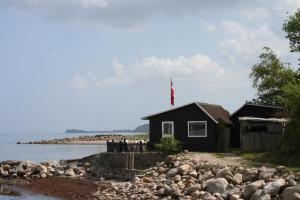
[183,152,250,167]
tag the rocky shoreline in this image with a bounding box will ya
[18,134,133,145]
[1,153,300,200]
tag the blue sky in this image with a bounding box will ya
[0,0,299,133]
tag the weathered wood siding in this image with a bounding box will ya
[240,131,282,152]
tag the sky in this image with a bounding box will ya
[0,0,299,133]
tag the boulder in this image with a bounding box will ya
[244,168,259,182]
[167,168,178,177]
[54,170,64,176]
[64,169,75,177]
[34,165,47,174]
[243,180,265,200]
[281,185,300,200]
[216,167,233,180]
[262,178,285,196]
[258,194,271,200]
[230,194,241,200]
[178,164,190,175]
[185,184,201,195]
[250,189,264,200]
[232,173,243,185]
[202,192,217,200]
[206,178,229,194]
[276,166,289,174]
[189,170,198,178]
[191,190,201,198]
[174,174,181,182]
[142,177,152,183]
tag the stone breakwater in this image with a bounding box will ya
[18,134,127,144]
[92,154,300,200]
[0,159,91,179]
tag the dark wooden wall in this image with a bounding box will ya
[230,105,284,148]
[148,104,219,152]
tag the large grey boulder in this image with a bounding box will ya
[281,185,300,200]
[244,168,259,182]
[243,180,265,200]
[206,178,229,194]
[262,178,285,196]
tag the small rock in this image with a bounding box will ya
[185,184,201,195]
[183,150,189,154]
[174,174,181,182]
[191,190,201,198]
[167,168,178,177]
[189,170,198,178]
[178,164,190,175]
[232,173,243,185]
[216,167,233,180]
[142,177,152,183]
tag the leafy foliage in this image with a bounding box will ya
[283,9,300,53]
[154,137,182,155]
[249,47,298,106]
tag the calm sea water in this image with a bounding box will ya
[0,132,140,163]
[0,131,140,200]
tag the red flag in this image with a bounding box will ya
[171,79,175,106]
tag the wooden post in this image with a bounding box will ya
[124,153,129,169]
[123,139,126,152]
[112,139,115,153]
[119,141,122,153]
[128,153,134,169]
[106,140,109,152]
[139,141,143,153]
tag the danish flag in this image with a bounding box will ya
[171,79,175,106]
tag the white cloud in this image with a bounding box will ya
[218,20,289,64]
[69,74,89,89]
[69,54,250,91]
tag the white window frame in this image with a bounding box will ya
[162,121,174,138]
[188,121,207,138]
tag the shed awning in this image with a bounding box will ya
[238,117,288,123]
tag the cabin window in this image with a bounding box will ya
[162,121,174,137]
[188,121,207,137]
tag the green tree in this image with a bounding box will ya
[249,47,298,106]
[283,8,300,53]
[271,83,300,165]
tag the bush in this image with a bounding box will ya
[154,137,182,155]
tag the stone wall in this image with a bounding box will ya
[83,152,166,180]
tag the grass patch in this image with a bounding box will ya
[227,149,300,171]
[126,133,149,141]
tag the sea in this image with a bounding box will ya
[0,131,139,200]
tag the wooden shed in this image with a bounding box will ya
[142,102,232,152]
[230,102,286,149]
[238,117,287,152]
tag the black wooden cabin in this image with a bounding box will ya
[230,103,286,148]
[142,102,232,152]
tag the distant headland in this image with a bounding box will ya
[64,124,149,134]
